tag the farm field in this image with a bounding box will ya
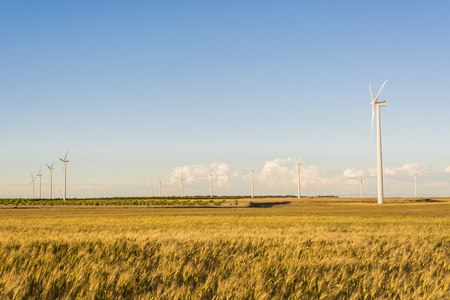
[0,198,449,299]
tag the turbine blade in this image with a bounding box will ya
[374,80,387,102]
[369,83,374,102]
[371,104,375,141]
[59,158,64,162]
[64,149,69,160]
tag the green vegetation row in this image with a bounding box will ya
[0,198,232,207]
[0,202,448,299]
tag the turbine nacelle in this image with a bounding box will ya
[374,101,387,107]
[60,150,70,163]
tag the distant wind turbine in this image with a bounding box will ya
[180,172,184,197]
[370,80,388,204]
[31,173,36,199]
[414,173,418,197]
[360,176,363,198]
[36,167,43,199]
[209,169,214,198]
[296,161,302,198]
[250,164,254,198]
[59,150,69,201]
[159,178,162,197]
[47,163,54,199]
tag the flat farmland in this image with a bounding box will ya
[0,199,449,299]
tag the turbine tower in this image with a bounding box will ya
[209,169,214,198]
[47,163,54,199]
[31,173,36,199]
[59,150,69,201]
[360,176,363,198]
[296,161,302,198]
[159,178,162,197]
[250,165,254,198]
[370,80,388,204]
[180,172,184,197]
[414,173,418,197]
[36,168,43,199]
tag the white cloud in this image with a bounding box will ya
[169,162,230,188]
[384,163,429,176]
[342,168,377,178]
[255,158,297,188]
[367,168,377,177]
[343,168,365,178]
[250,158,345,192]
[210,162,231,188]
[445,166,450,173]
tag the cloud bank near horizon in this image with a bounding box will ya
[165,159,450,196]
[2,159,449,198]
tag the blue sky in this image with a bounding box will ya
[1,1,450,198]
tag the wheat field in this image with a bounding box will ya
[0,199,449,299]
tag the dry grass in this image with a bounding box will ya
[0,200,449,299]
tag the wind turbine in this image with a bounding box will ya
[370,80,388,204]
[36,167,43,199]
[159,178,162,197]
[47,163,54,199]
[31,173,36,199]
[250,164,254,198]
[209,169,214,198]
[296,161,302,198]
[414,173,418,197]
[180,172,184,197]
[60,150,69,201]
[360,176,363,198]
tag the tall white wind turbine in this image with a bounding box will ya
[414,173,418,197]
[209,169,214,198]
[180,172,184,197]
[31,173,36,199]
[370,80,388,204]
[36,168,43,199]
[296,161,302,198]
[360,176,363,198]
[47,163,54,199]
[60,150,69,201]
[250,164,254,198]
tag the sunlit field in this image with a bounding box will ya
[0,198,449,299]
